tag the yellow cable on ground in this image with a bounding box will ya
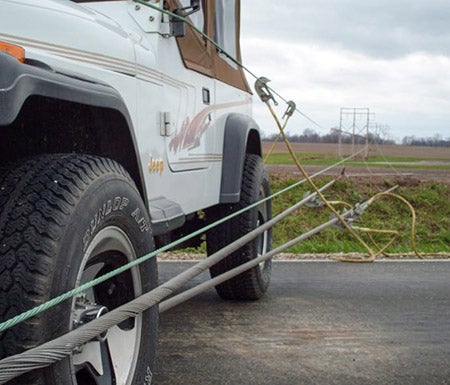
[358,227,400,253]
[328,201,354,210]
[335,192,423,261]
[257,79,424,262]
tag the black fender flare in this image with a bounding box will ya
[0,53,131,126]
[219,113,263,203]
[0,52,146,201]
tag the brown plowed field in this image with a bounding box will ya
[263,142,450,159]
[263,142,450,183]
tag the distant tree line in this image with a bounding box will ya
[401,135,450,147]
[262,128,449,147]
[263,128,395,145]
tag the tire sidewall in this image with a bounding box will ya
[246,155,272,291]
[48,169,157,385]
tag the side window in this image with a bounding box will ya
[179,0,204,32]
[215,0,237,68]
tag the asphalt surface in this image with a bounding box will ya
[154,260,450,385]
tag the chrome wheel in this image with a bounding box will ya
[256,186,271,277]
[71,227,142,385]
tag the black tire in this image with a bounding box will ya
[0,154,158,385]
[207,154,272,300]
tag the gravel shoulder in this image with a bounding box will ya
[158,252,450,261]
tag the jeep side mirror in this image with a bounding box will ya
[171,0,200,37]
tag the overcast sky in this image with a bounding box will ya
[239,0,450,142]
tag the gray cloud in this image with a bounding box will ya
[241,0,450,58]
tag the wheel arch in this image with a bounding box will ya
[0,53,147,203]
[219,113,263,204]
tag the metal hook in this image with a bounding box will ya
[255,77,278,105]
[282,101,296,120]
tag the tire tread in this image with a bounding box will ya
[207,154,271,300]
[0,155,130,360]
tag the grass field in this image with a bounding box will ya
[175,144,449,258]
[269,175,449,255]
[264,143,449,255]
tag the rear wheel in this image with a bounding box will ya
[0,154,157,385]
[207,154,272,300]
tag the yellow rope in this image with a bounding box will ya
[328,201,354,209]
[261,96,424,263]
[263,132,282,163]
[265,102,379,261]
[334,192,423,261]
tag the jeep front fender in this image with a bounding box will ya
[0,52,131,126]
[0,52,148,204]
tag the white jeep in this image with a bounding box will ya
[0,0,272,384]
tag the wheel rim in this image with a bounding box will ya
[256,186,271,276]
[71,226,142,385]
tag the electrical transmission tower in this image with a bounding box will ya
[338,108,372,159]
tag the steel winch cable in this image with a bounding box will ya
[0,180,337,383]
[158,186,409,313]
[0,149,361,335]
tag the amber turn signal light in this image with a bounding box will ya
[0,41,25,63]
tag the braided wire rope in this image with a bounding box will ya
[0,150,358,334]
[0,180,339,383]
[0,1,428,381]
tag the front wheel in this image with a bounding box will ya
[0,154,158,385]
[207,154,272,300]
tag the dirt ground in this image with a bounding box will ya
[262,142,450,159]
[263,142,450,183]
[267,164,450,184]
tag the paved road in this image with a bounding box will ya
[154,260,450,385]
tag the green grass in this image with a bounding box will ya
[178,175,449,257]
[265,152,450,169]
[270,176,450,254]
[177,147,449,256]
[266,152,335,165]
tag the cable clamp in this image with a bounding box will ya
[255,77,278,105]
[332,208,354,229]
[303,191,325,208]
[283,101,296,120]
[332,203,368,230]
[354,202,367,217]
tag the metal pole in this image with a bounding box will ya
[0,181,336,383]
[160,214,346,313]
